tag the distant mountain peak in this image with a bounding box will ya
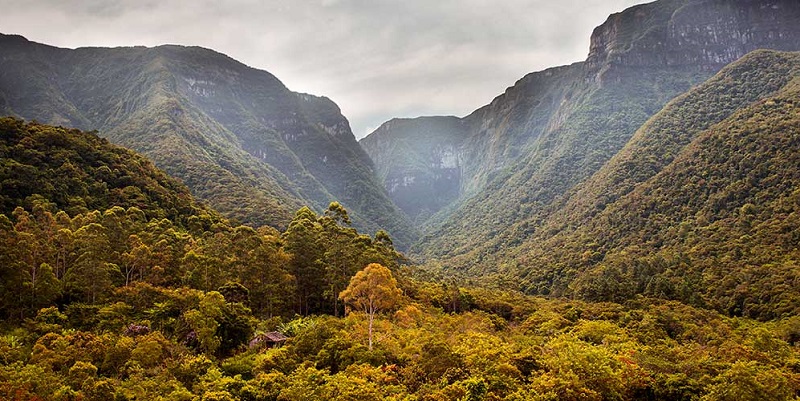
[586,0,800,80]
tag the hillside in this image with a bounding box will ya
[0,117,216,226]
[361,0,800,263]
[0,34,417,248]
[0,119,404,319]
[0,123,796,398]
[514,50,800,320]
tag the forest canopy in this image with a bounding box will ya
[0,120,798,400]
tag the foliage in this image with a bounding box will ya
[0,117,215,225]
[511,51,800,320]
[4,281,798,400]
[340,263,402,350]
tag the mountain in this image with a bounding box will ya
[516,50,800,320]
[361,0,800,265]
[0,34,416,248]
[360,116,466,225]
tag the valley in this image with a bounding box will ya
[1,0,799,399]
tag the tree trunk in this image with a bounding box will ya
[333,284,339,317]
[368,306,374,350]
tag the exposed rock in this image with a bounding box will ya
[361,116,465,224]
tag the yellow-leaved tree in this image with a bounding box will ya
[339,263,402,350]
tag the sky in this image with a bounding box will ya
[0,0,643,139]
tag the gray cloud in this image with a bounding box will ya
[0,0,641,138]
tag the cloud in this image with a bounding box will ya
[0,0,642,138]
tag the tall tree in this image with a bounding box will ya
[339,263,402,350]
[320,202,358,317]
[66,223,119,303]
[234,226,295,317]
[121,234,151,286]
[283,207,326,315]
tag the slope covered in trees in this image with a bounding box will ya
[0,33,417,248]
[508,50,800,320]
[0,119,403,320]
[0,120,798,401]
[0,117,216,226]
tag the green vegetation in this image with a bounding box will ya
[0,33,417,248]
[411,63,707,268]
[510,51,800,320]
[0,117,215,225]
[0,119,402,321]
[0,193,401,323]
[1,118,798,400]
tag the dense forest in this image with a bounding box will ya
[509,51,800,320]
[1,119,799,400]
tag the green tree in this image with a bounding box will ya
[237,228,294,317]
[283,207,325,315]
[121,234,151,286]
[320,202,359,317]
[66,223,119,303]
[339,263,402,350]
[184,291,226,355]
[323,201,351,227]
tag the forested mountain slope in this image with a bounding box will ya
[0,119,403,320]
[0,34,417,247]
[361,0,800,264]
[514,50,800,320]
[0,117,216,226]
[1,112,798,401]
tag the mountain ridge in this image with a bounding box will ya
[0,33,418,247]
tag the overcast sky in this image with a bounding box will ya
[0,0,643,139]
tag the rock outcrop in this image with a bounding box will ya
[586,0,800,77]
[361,116,465,224]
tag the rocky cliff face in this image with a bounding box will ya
[361,63,583,225]
[360,116,465,224]
[361,0,800,266]
[586,0,800,78]
[0,35,417,247]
